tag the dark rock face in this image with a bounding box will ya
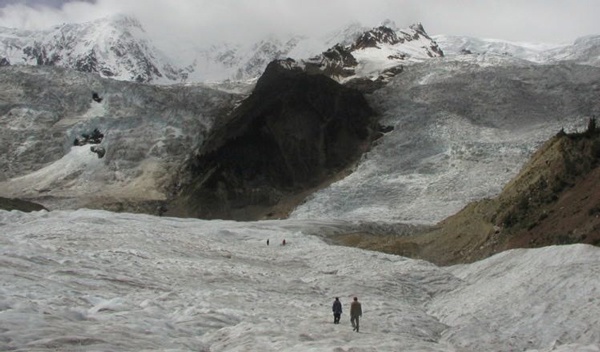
[353,26,401,49]
[0,197,47,212]
[23,43,60,66]
[304,44,358,79]
[176,60,376,220]
[75,50,99,73]
[90,145,106,159]
[73,128,104,146]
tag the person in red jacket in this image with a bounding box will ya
[350,297,362,332]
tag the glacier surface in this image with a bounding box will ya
[1,209,599,351]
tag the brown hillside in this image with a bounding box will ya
[335,119,600,266]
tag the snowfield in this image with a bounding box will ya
[1,209,599,351]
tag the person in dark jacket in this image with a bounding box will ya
[350,297,362,332]
[332,297,342,324]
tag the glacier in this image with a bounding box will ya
[1,209,599,351]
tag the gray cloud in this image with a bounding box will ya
[0,0,94,10]
[0,0,599,48]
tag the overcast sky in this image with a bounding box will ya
[1,0,599,46]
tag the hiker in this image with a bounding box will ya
[282,239,286,246]
[350,297,362,332]
[267,239,269,245]
[332,297,342,324]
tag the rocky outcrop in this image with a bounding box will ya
[0,196,47,212]
[170,60,377,220]
[73,128,104,146]
[353,26,402,49]
[304,44,358,79]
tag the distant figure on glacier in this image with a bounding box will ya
[350,297,362,332]
[332,297,342,324]
[282,239,286,246]
[266,239,269,245]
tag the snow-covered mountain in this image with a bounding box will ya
[3,13,600,85]
[300,22,443,83]
[0,15,189,83]
[185,20,443,83]
[542,35,600,66]
[0,15,443,84]
[433,34,565,62]
[434,34,600,68]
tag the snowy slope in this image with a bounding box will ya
[187,21,443,83]
[0,15,188,83]
[433,35,566,62]
[0,16,442,84]
[541,35,600,67]
[0,209,598,351]
[299,22,443,83]
[286,32,600,223]
[3,14,600,86]
[290,61,600,224]
[0,65,239,209]
[428,245,600,351]
[168,22,370,83]
[434,34,600,68]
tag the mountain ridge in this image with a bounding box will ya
[0,15,188,83]
[0,15,443,84]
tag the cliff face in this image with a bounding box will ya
[169,61,377,220]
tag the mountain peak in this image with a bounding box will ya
[380,19,398,30]
[409,22,428,37]
[299,22,443,84]
[106,14,144,30]
[353,25,401,50]
[0,15,186,83]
